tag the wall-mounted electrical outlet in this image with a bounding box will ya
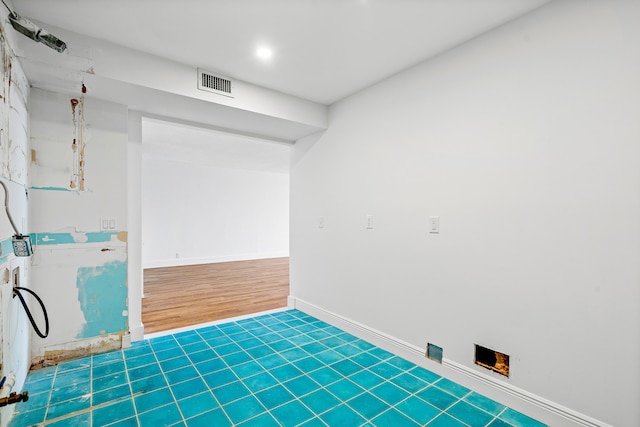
[100,217,117,231]
[366,215,373,229]
[12,266,20,288]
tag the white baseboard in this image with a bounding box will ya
[143,252,289,269]
[290,297,611,427]
[129,323,145,342]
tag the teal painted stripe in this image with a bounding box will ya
[0,238,13,260]
[30,186,77,192]
[36,233,75,245]
[85,232,119,243]
[35,231,119,245]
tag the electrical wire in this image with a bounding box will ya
[13,287,49,339]
[0,182,46,337]
[0,0,12,14]
[0,180,20,235]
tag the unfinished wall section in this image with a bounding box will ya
[29,88,128,366]
[0,23,32,425]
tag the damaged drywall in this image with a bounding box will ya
[0,21,32,427]
[0,28,12,177]
[29,88,129,363]
[1,30,31,185]
[76,260,127,338]
[34,230,121,245]
[28,241,128,366]
[69,97,86,190]
[34,334,123,369]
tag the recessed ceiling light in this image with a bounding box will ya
[256,47,273,60]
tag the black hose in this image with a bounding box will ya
[13,287,49,339]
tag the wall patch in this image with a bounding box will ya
[76,260,128,338]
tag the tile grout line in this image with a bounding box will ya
[223,326,283,426]
[42,365,57,424]
[174,329,234,425]
[219,312,448,426]
[204,314,322,425]
[90,355,93,427]
[291,314,398,426]
[253,314,352,426]
[121,347,141,426]
[193,325,251,425]
[262,314,337,426]
[147,339,191,426]
[251,314,388,425]
[218,314,301,426]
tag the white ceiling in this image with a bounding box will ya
[12,0,551,168]
[13,0,550,105]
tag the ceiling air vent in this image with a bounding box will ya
[198,69,234,98]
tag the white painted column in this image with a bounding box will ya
[127,111,144,341]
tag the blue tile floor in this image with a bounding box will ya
[9,310,547,427]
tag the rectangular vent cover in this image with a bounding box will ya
[426,343,443,364]
[198,69,233,97]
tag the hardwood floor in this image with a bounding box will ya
[142,257,289,334]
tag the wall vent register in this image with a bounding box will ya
[198,69,233,97]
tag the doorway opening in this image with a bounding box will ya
[141,118,291,334]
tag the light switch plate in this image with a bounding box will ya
[100,217,117,231]
[429,216,439,234]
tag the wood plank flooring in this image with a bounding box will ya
[142,257,289,334]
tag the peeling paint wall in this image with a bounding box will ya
[0,20,32,426]
[29,88,129,365]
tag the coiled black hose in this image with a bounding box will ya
[13,287,49,338]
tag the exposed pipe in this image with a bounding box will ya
[0,373,15,399]
[0,180,20,236]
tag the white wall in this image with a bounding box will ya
[290,1,640,426]
[142,145,290,268]
[29,89,129,363]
